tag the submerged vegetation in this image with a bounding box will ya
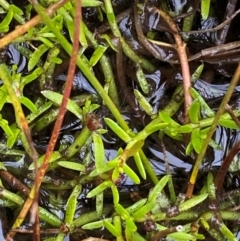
[0,0,240,240]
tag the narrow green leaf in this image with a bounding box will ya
[100,34,118,51]
[82,0,102,7]
[0,162,7,171]
[0,9,13,33]
[103,220,120,237]
[41,90,82,120]
[93,132,106,174]
[201,0,211,20]
[21,67,44,88]
[126,218,137,232]
[79,20,88,49]
[36,36,54,48]
[28,44,49,71]
[185,142,193,155]
[219,119,240,129]
[191,128,203,154]
[179,193,208,211]
[132,202,155,220]
[7,126,20,148]
[159,111,180,126]
[50,57,62,64]
[19,96,38,113]
[27,101,52,124]
[96,192,104,216]
[179,124,194,133]
[86,180,112,198]
[29,151,61,170]
[190,88,214,118]
[189,100,200,123]
[168,232,195,240]
[57,161,86,172]
[125,140,144,158]
[0,89,7,110]
[37,33,55,38]
[0,117,13,137]
[136,65,149,94]
[115,204,130,219]
[89,45,108,67]
[133,152,146,179]
[209,139,221,150]
[82,219,112,230]
[182,7,194,41]
[105,118,132,142]
[111,184,119,204]
[111,167,120,183]
[192,64,204,82]
[148,175,170,203]
[9,4,23,15]
[65,184,82,226]
[134,89,156,117]
[39,206,62,227]
[89,164,113,177]
[123,163,140,184]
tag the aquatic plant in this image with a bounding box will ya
[0,0,240,241]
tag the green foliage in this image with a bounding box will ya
[0,1,239,241]
[201,0,211,20]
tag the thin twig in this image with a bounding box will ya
[186,63,240,198]
[149,6,192,122]
[5,0,81,240]
[182,8,240,35]
[224,104,240,128]
[214,140,240,194]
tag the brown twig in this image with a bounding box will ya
[149,6,192,122]
[133,2,169,62]
[5,0,80,240]
[224,104,240,128]
[0,170,30,196]
[186,62,240,198]
[181,8,240,35]
[214,140,240,194]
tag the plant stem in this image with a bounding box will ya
[0,0,70,49]
[103,0,155,72]
[186,63,240,198]
[82,21,120,107]
[154,7,192,122]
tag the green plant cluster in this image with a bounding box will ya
[0,0,239,241]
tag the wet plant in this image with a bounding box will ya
[0,0,240,241]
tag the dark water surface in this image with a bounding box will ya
[0,0,240,240]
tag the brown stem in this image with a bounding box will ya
[214,140,240,194]
[225,104,240,128]
[5,1,81,240]
[182,8,240,35]
[0,170,30,196]
[150,6,192,122]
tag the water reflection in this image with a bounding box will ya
[0,218,4,241]
[8,44,27,73]
[194,79,240,99]
[56,72,97,94]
